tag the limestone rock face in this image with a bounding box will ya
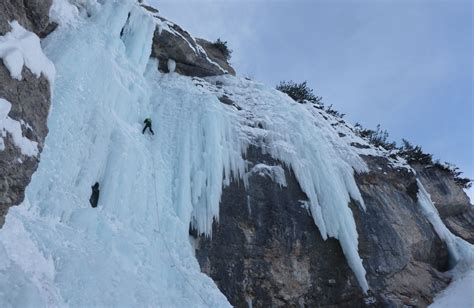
[0,0,54,37]
[354,156,450,307]
[194,149,451,307]
[194,147,363,307]
[415,164,474,243]
[151,16,235,77]
[196,38,236,76]
[0,1,53,226]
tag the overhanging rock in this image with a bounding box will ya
[151,15,235,77]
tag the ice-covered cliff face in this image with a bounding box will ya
[0,0,472,307]
[0,1,234,306]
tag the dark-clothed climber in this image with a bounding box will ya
[142,118,154,135]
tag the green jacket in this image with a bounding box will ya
[144,118,152,125]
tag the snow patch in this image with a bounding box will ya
[249,163,287,187]
[0,98,38,156]
[430,270,474,308]
[49,0,79,24]
[0,21,55,83]
[50,0,101,24]
[156,19,199,55]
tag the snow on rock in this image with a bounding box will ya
[49,0,79,24]
[50,0,101,24]
[0,21,55,83]
[159,19,199,54]
[248,163,287,187]
[0,98,38,156]
[150,15,229,77]
[195,41,229,74]
[301,102,412,171]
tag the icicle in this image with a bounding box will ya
[416,179,473,267]
[167,58,176,73]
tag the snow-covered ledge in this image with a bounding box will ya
[0,21,55,83]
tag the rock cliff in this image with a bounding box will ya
[0,0,53,226]
[193,148,462,307]
[151,15,235,77]
[0,0,55,37]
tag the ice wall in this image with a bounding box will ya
[145,72,245,237]
[0,1,234,306]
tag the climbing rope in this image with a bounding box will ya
[148,138,212,307]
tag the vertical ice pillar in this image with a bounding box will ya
[120,5,156,74]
